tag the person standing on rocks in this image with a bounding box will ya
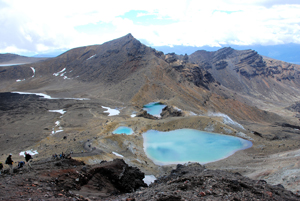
[0,162,3,175]
[25,152,33,169]
[5,154,13,174]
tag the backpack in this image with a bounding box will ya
[5,158,8,164]
[0,162,3,169]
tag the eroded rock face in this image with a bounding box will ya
[136,110,158,119]
[160,106,183,119]
[136,105,184,119]
[86,159,147,194]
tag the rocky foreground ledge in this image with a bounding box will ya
[0,158,299,201]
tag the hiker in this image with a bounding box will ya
[18,161,25,169]
[52,153,58,159]
[0,162,3,175]
[60,152,65,159]
[25,152,33,169]
[5,154,13,174]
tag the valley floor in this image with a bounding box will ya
[1,92,300,199]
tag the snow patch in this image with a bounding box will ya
[0,63,25,66]
[19,150,38,157]
[16,79,25,82]
[131,113,136,118]
[112,152,123,158]
[13,91,52,99]
[13,92,89,100]
[87,54,96,60]
[143,175,157,185]
[52,129,63,134]
[53,68,66,76]
[102,106,120,116]
[49,109,66,114]
[50,110,65,135]
[30,67,35,77]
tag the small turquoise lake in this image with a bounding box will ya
[143,129,252,165]
[143,102,167,117]
[113,126,134,135]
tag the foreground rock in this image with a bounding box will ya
[110,163,300,201]
[0,158,146,200]
[1,156,299,200]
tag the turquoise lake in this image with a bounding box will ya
[143,129,252,165]
[113,126,134,135]
[143,102,167,117]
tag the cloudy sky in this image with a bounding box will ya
[1,0,300,56]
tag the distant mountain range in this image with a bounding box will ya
[23,43,300,65]
[151,43,300,64]
[0,53,47,65]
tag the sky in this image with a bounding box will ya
[0,0,300,56]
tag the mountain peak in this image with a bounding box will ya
[117,33,135,41]
[125,33,134,38]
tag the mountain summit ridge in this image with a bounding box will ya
[1,33,300,107]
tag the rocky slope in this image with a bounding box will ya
[189,47,300,105]
[1,158,299,200]
[0,158,146,200]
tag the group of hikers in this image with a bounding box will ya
[0,152,33,175]
[0,151,73,175]
[52,152,72,160]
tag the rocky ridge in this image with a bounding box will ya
[0,158,146,200]
[111,163,300,201]
[189,47,300,104]
[1,158,299,200]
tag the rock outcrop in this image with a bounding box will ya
[160,106,183,119]
[136,110,159,119]
[0,158,147,200]
[110,163,300,201]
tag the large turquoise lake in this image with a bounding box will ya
[143,129,252,165]
[143,102,167,117]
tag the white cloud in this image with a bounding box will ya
[0,0,300,55]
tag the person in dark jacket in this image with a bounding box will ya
[5,154,13,174]
[0,162,3,175]
[25,152,33,169]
